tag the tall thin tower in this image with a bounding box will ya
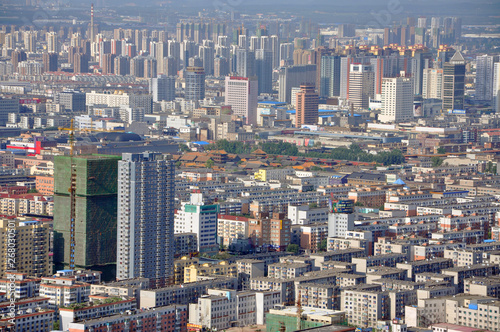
[90,3,94,44]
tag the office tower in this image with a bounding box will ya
[117,152,175,288]
[236,49,255,78]
[53,155,121,271]
[295,84,318,128]
[42,52,58,72]
[320,55,341,97]
[348,64,374,109]
[225,76,258,125]
[379,75,414,123]
[430,28,440,48]
[174,193,219,255]
[443,51,466,111]
[338,24,356,38]
[214,56,229,77]
[55,90,86,112]
[185,66,205,101]
[46,31,58,53]
[114,56,130,75]
[0,218,51,278]
[422,68,443,99]
[255,49,273,94]
[493,63,500,113]
[417,17,427,28]
[150,75,175,102]
[24,31,36,53]
[73,53,89,73]
[278,64,316,103]
[475,55,498,101]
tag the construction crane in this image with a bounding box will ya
[58,119,77,270]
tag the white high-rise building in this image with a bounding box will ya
[379,75,414,123]
[174,193,219,255]
[475,55,498,101]
[493,63,500,113]
[225,76,258,125]
[46,32,58,53]
[328,213,355,238]
[149,75,175,102]
[116,152,175,288]
[422,68,443,99]
[348,64,374,109]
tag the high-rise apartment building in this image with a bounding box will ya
[117,152,175,288]
[422,68,443,99]
[55,90,86,112]
[53,155,121,272]
[224,76,258,125]
[236,49,255,78]
[379,76,414,123]
[295,84,318,128]
[175,193,219,255]
[0,217,51,278]
[348,64,374,109]
[493,63,500,113]
[150,75,175,102]
[46,31,58,53]
[475,54,498,101]
[442,51,465,111]
[43,52,58,72]
[185,66,205,101]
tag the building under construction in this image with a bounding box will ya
[266,306,347,332]
[53,154,121,277]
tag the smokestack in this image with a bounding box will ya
[90,3,94,44]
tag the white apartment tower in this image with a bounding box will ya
[175,192,219,255]
[117,152,175,288]
[422,68,443,99]
[475,54,498,101]
[225,76,258,125]
[379,75,414,123]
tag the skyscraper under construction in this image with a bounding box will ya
[53,155,121,277]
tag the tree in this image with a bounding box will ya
[319,239,327,251]
[308,202,318,208]
[310,166,323,172]
[286,244,300,254]
[179,143,190,152]
[175,161,182,168]
[431,156,443,168]
[437,147,446,154]
[354,201,364,207]
[205,159,215,169]
[28,188,38,194]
